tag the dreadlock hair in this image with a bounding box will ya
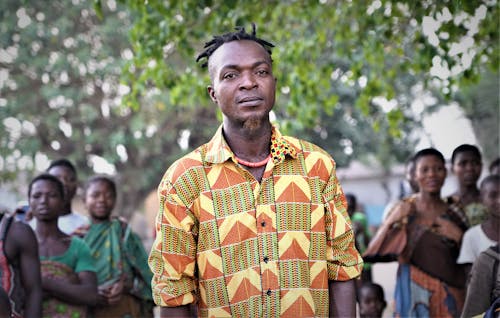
[196,23,275,68]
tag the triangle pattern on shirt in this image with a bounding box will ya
[274,176,311,202]
[310,204,325,232]
[279,232,310,259]
[207,165,244,189]
[217,213,257,245]
[309,262,329,289]
[198,250,224,279]
[280,290,315,317]
[305,152,333,175]
[226,268,261,302]
[196,192,215,222]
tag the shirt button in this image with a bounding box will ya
[263,256,269,263]
[261,221,266,227]
[266,289,272,296]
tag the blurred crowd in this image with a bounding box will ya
[0,159,153,318]
[349,144,499,318]
[0,143,498,318]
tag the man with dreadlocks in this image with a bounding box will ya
[148,24,363,318]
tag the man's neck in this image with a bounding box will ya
[455,185,480,205]
[481,217,500,242]
[222,120,272,160]
[60,203,72,216]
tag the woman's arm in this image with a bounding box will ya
[42,270,98,306]
[13,222,43,317]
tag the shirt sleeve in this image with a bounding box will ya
[457,227,475,264]
[72,237,96,273]
[323,161,363,281]
[148,166,198,307]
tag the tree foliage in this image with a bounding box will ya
[456,70,500,163]
[1,0,497,216]
[113,0,497,128]
[0,0,207,216]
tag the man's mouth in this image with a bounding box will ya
[238,96,263,104]
[37,207,49,214]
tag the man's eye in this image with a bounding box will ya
[257,70,268,76]
[223,73,237,79]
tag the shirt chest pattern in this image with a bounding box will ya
[191,159,330,317]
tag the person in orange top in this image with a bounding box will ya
[148,24,363,318]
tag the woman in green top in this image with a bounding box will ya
[81,175,154,318]
[29,174,98,318]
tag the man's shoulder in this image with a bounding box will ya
[160,145,208,185]
[476,243,500,267]
[6,219,37,249]
[483,243,500,259]
[68,235,92,251]
[283,136,332,159]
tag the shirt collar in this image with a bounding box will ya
[204,124,298,165]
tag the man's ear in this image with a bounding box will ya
[208,85,217,104]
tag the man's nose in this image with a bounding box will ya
[239,72,257,89]
[425,169,436,177]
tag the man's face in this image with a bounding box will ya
[481,180,500,218]
[207,40,276,131]
[405,160,419,193]
[452,151,482,187]
[29,179,65,222]
[47,165,77,202]
[359,286,386,318]
[85,180,116,221]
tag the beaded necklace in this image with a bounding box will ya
[235,154,271,168]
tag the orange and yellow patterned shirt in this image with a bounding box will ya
[149,125,363,317]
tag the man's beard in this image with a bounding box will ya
[242,115,263,132]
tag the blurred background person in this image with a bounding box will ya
[46,159,89,234]
[460,243,500,318]
[489,157,500,175]
[370,148,468,317]
[29,174,98,317]
[0,207,42,318]
[450,144,487,226]
[28,159,90,235]
[0,287,12,318]
[81,175,154,318]
[401,155,419,199]
[457,174,500,276]
[346,193,373,283]
[358,282,387,318]
[382,155,419,221]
